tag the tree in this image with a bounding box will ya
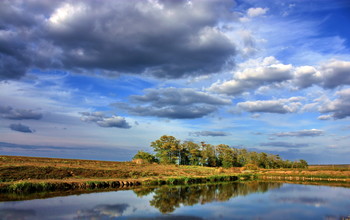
[132,150,158,163]
[146,134,309,169]
[182,141,201,165]
[217,144,236,168]
[150,135,181,164]
[201,144,217,167]
[299,159,308,168]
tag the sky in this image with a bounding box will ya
[1,0,350,164]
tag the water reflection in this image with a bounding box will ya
[276,197,327,207]
[75,203,129,219]
[128,216,204,220]
[0,208,36,220]
[135,182,282,213]
[0,182,350,220]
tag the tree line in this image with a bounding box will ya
[133,135,308,169]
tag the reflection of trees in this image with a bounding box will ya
[146,182,282,214]
[133,187,156,197]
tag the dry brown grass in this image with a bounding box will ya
[2,155,348,185]
[259,165,350,179]
[0,155,240,183]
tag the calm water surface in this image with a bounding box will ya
[1,182,349,220]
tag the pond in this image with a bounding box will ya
[0,181,349,219]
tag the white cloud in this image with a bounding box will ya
[209,56,293,95]
[247,7,269,17]
[293,66,321,89]
[210,57,350,96]
[80,112,131,129]
[272,129,324,137]
[318,114,332,120]
[189,131,230,137]
[318,88,350,119]
[237,98,302,114]
[319,60,350,88]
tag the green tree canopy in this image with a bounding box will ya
[132,150,158,163]
[150,135,181,164]
[134,135,309,169]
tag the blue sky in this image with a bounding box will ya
[1,0,350,164]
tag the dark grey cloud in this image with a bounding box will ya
[0,0,236,80]
[260,142,309,148]
[237,98,301,114]
[318,88,350,119]
[0,105,42,120]
[0,0,62,80]
[272,129,324,137]
[121,105,216,119]
[117,88,231,119]
[189,131,230,137]
[131,88,231,106]
[80,112,131,129]
[9,123,34,133]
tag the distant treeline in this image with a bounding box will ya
[133,135,308,169]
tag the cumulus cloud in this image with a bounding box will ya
[9,123,34,133]
[293,66,322,89]
[237,97,302,114]
[80,112,131,129]
[209,57,293,95]
[318,114,332,120]
[0,0,237,80]
[320,60,350,88]
[292,60,350,89]
[318,88,350,119]
[260,142,309,148]
[189,131,230,137]
[0,105,42,120]
[247,7,269,17]
[116,88,231,119]
[209,57,350,96]
[272,129,324,137]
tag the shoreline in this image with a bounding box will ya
[1,155,349,197]
[0,173,256,194]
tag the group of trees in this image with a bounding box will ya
[133,135,308,169]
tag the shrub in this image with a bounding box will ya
[241,164,259,171]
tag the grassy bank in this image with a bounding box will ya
[0,174,256,194]
[1,156,349,194]
[258,164,350,182]
[0,155,256,193]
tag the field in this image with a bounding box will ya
[0,155,349,194]
[0,155,242,188]
[259,164,350,181]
